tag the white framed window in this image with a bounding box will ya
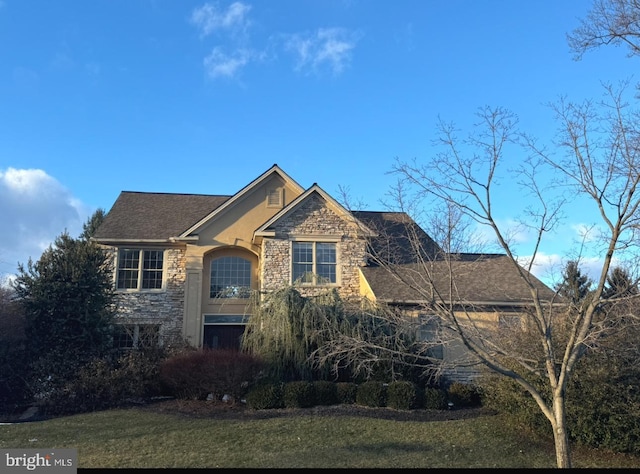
[210,255,252,298]
[292,241,337,285]
[116,249,164,290]
[114,324,160,350]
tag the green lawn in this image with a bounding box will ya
[1,407,639,468]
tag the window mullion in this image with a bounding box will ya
[312,242,317,285]
[138,250,144,289]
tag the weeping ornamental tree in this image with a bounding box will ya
[241,286,442,384]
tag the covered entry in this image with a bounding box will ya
[203,315,247,350]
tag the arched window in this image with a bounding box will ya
[210,256,252,298]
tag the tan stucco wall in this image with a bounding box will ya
[180,174,304,345]
[196,174,300,250]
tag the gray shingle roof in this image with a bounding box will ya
[361,254,557,305]
[93,191,557,305]
[352,211,442,264]
[92,191,230,241]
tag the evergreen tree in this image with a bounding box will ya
[79,208,105,241]
[602,266,638,299]
[555,260,592,306]
[12,211,116,397]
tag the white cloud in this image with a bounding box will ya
[203,47,251,78]
[0,168,89,280]
[190,1,252,38]
[189,4,360,80]
[285,27,359,76]
[517,252,565,287]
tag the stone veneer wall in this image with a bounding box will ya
[260,194,367,299]
[102,246,186,345]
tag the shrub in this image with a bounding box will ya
[313,380,338,406]
[479,373,550,435]
[27,348,91,406]
[423,386,448,410]
[336,382,358,405]
[386,381,417,410]
[283,381,315,408]
[0,342,29,409]
[39,349,166,416]
[245,382,284,410]
[564,354,640,454]
[447,382,482,408]
[356,381,387,408]
[159,348,264,401]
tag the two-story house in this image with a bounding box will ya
[92,164,556,381]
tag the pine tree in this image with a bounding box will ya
[555,260,592,306]
[12,211,116,397]
[602,266,638,299]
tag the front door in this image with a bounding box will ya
[203,325,245,350]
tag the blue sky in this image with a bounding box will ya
[0,0,637,286]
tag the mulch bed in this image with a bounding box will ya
[137,398,497,422]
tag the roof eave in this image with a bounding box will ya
[92,238,186,245]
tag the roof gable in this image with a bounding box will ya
[180,164,305,238]
[254,183,376,241]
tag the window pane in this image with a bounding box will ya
[113,325,135,349]
[293,263,313,283]
[292,242,313,283]
[142,250,163,289]
[316,243,336,284]
[317,263,336,283]
[316,243,336,263]
[211,256,252,298]
[137,325,160,349]
[117,250,140,289]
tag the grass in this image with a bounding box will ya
[1,407,639,469]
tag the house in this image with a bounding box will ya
[92,164,557,382]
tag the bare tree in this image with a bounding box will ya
[568,0,640,60]
[379,81,640,468]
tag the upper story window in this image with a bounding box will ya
[292,241,337,285]
[210,256,252,298]
[116,249,164,290]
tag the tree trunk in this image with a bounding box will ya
[552,396,572,468]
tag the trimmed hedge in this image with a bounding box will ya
[283,381,315,408]
[245,382,284,410]
[356,381,387,408]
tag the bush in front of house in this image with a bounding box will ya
[355,380,387,408]
[447,382,483,408]
[159,348,264,401]
[313,380,339,406]
[245,381,284,409]
[386,381,418,410]
[481,350,640,456]
[283,381,315,408]
[336,382,358,405]
[40,348,166,416]
[423,386,449,410]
